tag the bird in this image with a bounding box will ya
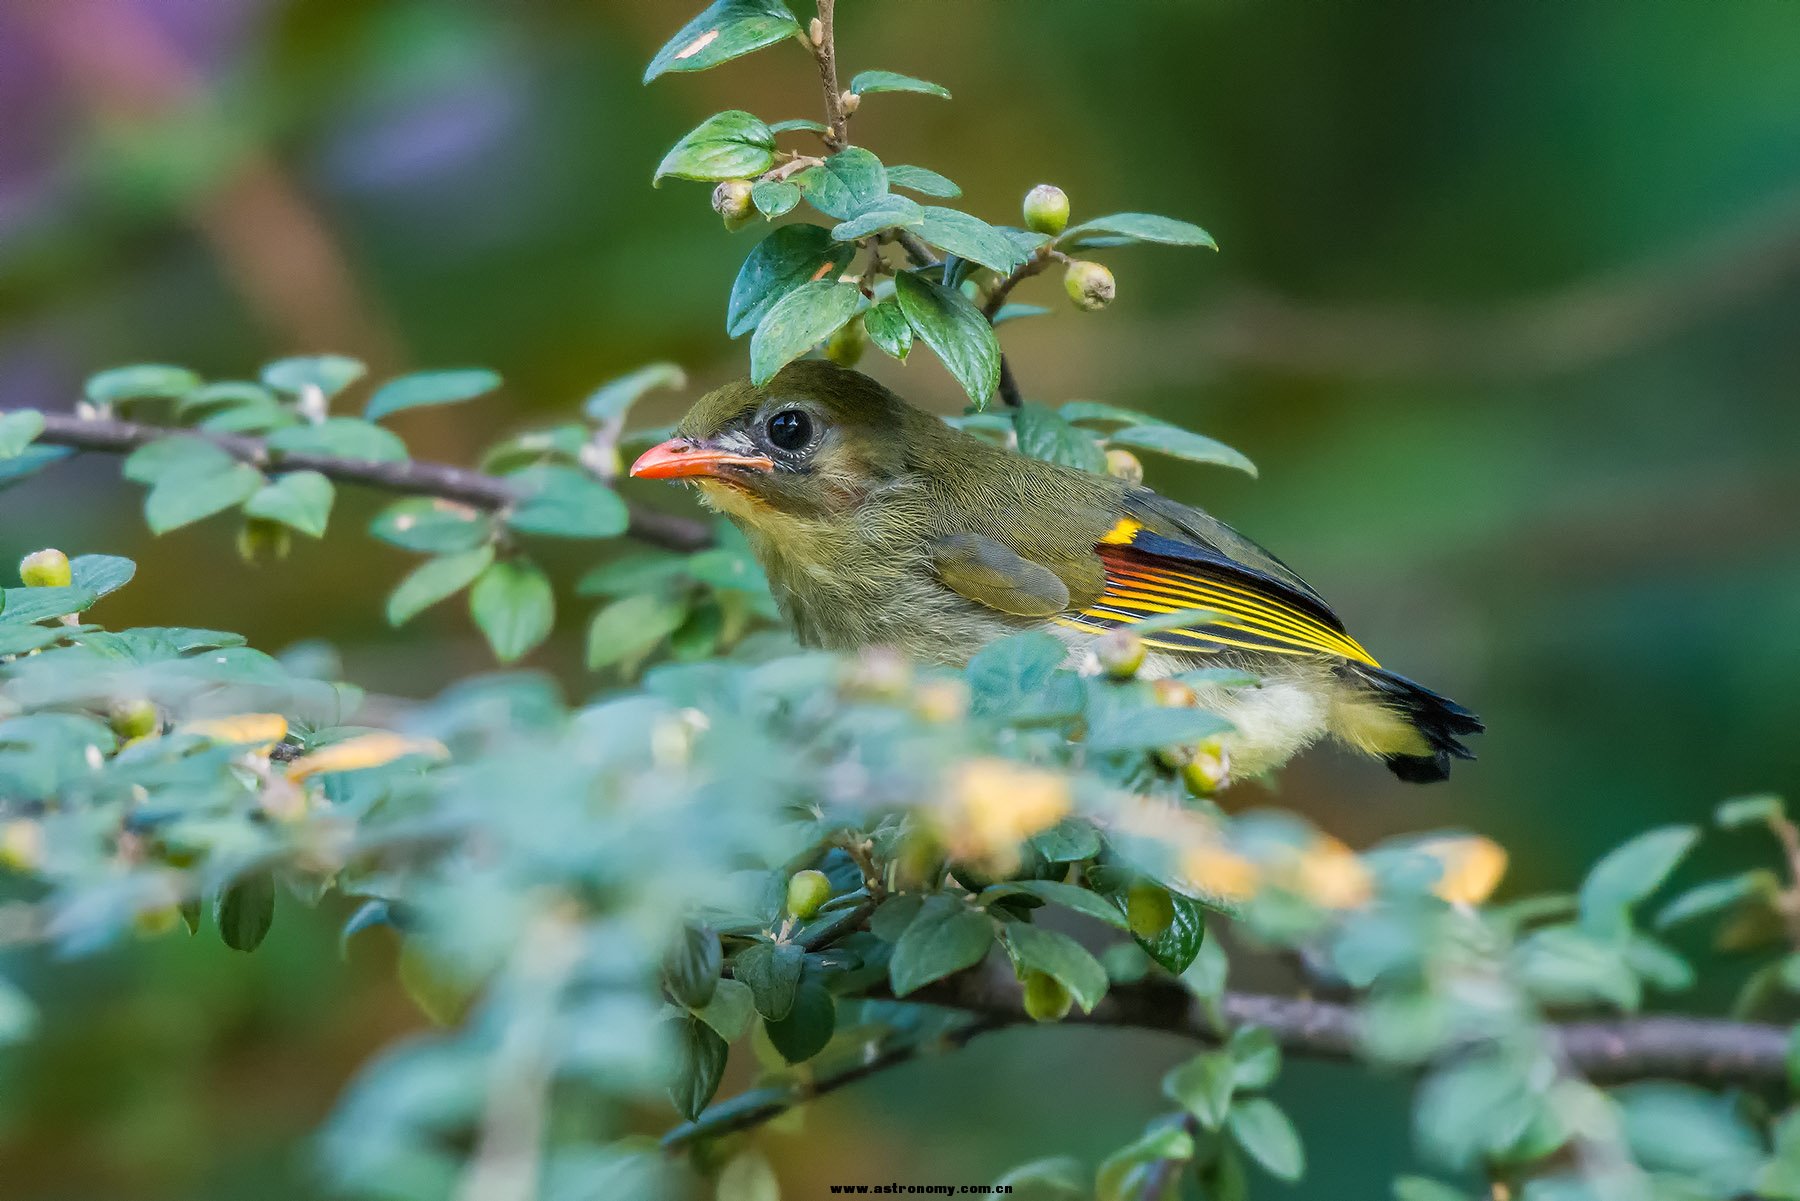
[629,361,1481,783]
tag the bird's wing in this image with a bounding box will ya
[929,533,1071,617]
[1055,491,1380,665]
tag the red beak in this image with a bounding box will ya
[628,439,774,480]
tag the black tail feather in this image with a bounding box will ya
[1351,665,1484,784]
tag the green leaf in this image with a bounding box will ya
[894,271,1002,407]
[267,418,408,463]
[243,471,334,537]
[1030,819,1102,863]
[1164,1051,1235,1129]
[85,364,203,407]
[666,924,724,1009]
[365,369,501,421]
[1514,925,1640,1010]
[1393,1178,1471,1201]
[980,880,1128,930]
[370,497,492,552]
[0,444,69,491]
[1105,425,1258,476]
[124,435,236,484]
[764,976,835,1063]
[889,894,993,996]
[793,148,887,220]
[769,118,828,134]
[1227,1098,1304,1181]
[1001,922,1108,1011]
[469,559,555,663]
[261,355,366,399]
[727,223,859,337]
[0,411,44,459]
[734,940,804,1020]
[1717,794,1784,829]
[1089,864,1219,968]
[1015,403,1106,473]
[583,362,687,424]
[1655,870,1778,930]
[506,465,629,539]
[216,872,277,952]
[830,195,924,241]
[1059,212,1217,251]
[1087,706,1232,754]
[869,894,924,941]
[994,1158,1087,1201]
[1061,400,1174,428]
[885,164,960,198]
[920,207,1030,273]
[667,1014,729,1121]
[1616,1083,1762,1192]
[179,380,274,416]
[586,592,687,670]
[1183,934,1229,1000]
[387,547,495,626]
[692,977,753,1041]
[0,586,97,625]
[643,0,800,83]
[849,69,950,98]
[991,303,1051,326]
[1228,1026,1281,1090]
[750,178,801,219]
[145,462,263,533]
[653,110,775,185]
[1577,824,1699,938]
[0,977,37,1046]
[861,299,912,361]
[69,554,135,599]
[749,280,863,384]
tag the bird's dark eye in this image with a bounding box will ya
[765,409,812,452]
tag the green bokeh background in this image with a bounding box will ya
[2,0,1798,1196]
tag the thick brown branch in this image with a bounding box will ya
[919,972,1794,1088]
[665,970,1793,1152]
[23,411,714,552]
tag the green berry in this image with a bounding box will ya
[1126,880,1176,940]
[712,179,756,231]
[824,316,867,368]
[786,869,832,920]
[1064,260,1115,311]
[1096,630,1145,680]
[1104,448,1143,485]
[1182,742,1230,796]
[19,548,71,589]
[1022,970,1072,1022]
[1022,184,1070,236]
[109,699,160,740]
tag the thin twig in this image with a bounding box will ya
[21,410,714,553]
[809,1,848,149]
[661,1012,1007,1150]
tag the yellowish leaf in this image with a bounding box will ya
[178,712,288,753]
[1180,841,1261,903]
[286,732,447,782]
[1418,835,1508,905]
[936,757,1071,874]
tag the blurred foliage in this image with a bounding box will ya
[1,0,1799,1198]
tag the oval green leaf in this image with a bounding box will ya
[749,279,863,384]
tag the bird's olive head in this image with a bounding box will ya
[629,361,918,525]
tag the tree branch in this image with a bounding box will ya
[22,410,715,553]
[808,1,848,149]
[663,970,1793,1152]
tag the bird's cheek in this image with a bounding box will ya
[693,479,771,522]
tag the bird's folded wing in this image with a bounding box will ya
[1057,511,1380,666]
[929,532,1071,617]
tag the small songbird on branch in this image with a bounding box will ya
[630,362,1481,783]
